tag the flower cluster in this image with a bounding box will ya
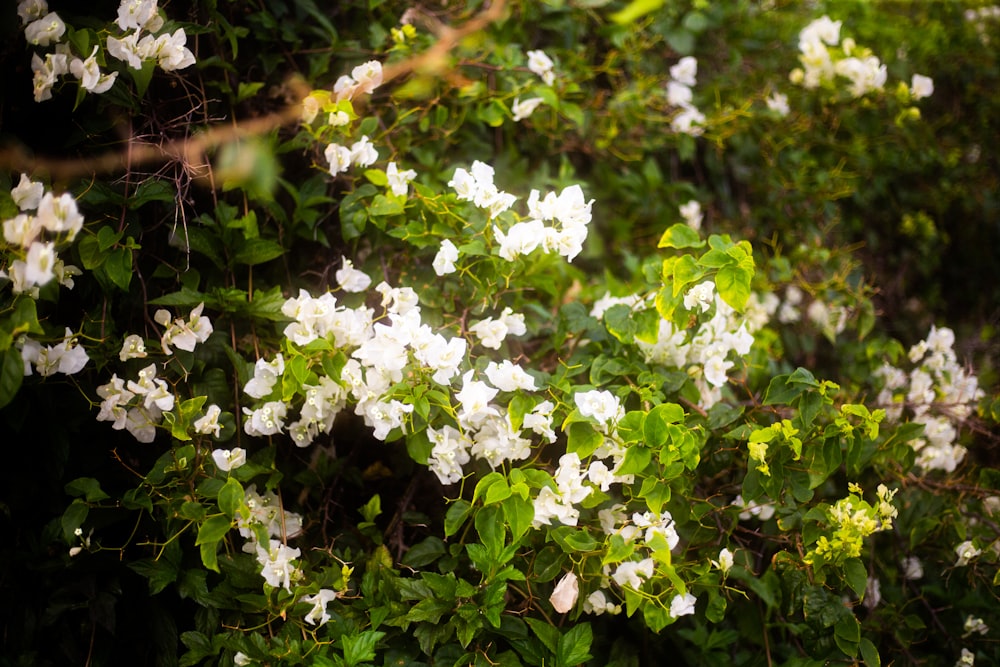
[632,289,770,408]
[874,326,984,472]
[806,483,897,565]
[95,304,216,442]
[20,0,194,103]
[526,49,556,86]
[791,15,884,97]
[666,56,705,136]
[2,175,82,296]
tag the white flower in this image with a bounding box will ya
[612,558,655,590]
[800,15,841,47]
[325,143,352,176]
[119,334,148,361]
[583,590,620,616]
[484,359,536,392]
[195,406,225,438]
[17,0,48,24]
[574,389,623,427]
[351,60,383,95]
[70,46,118,94]
[703,355,734,388]
[669,592,697,618]
[31,52,68,102]
[670,56,698,86]
[107,31,144,69]
[302,588,339,625]
[335,258,371,292]
[432,239,459,276]
[963,615,989,637]
[712,548,734,574]
[765,92,790,116]
[116,0,162,32]
[349,136,378,168]
[24,241,57,287]
[671,106,705,136]
[549,572,579,613]
[385,162,417,196]
[684,281,715,312]
[679,199,703,230]
[666,81,693,107]
[255,540,301,591]
[25,12,65,46]
[901,555,923,580]
[955,648,975,667]
[212,447,246,471]
[512,97,544,122]
[526,49,555,85]
[234,652,252,666]
[36,192,83,239]
[11,174,44,211]
[911,74,934,100]
[149,29,196,71]
[955,540,981,566]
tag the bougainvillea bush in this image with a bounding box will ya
[1,1,999,666]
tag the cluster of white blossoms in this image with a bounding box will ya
[325,135,379,177]
[526,49,556,86]
[874,326,984,473]
[95,304,216,443]
[2,174,82,297]
[595,287,773,409]
[439,160,595,271]
[665,56,705,136]
[773,285,850,340]
[2,175,90,378]
[19,0,194,103]
[791,15,933,102]
[334,60,384,101]
[240,271,561,487]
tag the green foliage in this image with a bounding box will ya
[1,1,999,666]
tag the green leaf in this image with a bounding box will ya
[843,558,868,598]
[567,422,602,458]
[672,255,708,297]
[445,500,472,537]
[61,499,89,542]
[341,630,385,667]
[103,247,133,291]
[657,223,704,249]
[616,444,652,476]
[475,505,505,557]
[369,194,405,217]
[715,264,753,312]
[233,238,284,266]
[131,58,156,98]
[859,637,881,667]
[502,495,534,543]
[610,0,665,24]
[525,617,560,655]
[402,536,447,568]
[834,615,860,658]
[217,477,244,518]
[129,180,176,209]
[65,477,110,502]
[0,349,24,410]
[556,622,593,667]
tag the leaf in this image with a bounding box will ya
[859,637,881,667]
[368,194,405,217]
[0,348,24,410]
[475,505,505,558]
[217,477,244,518]
[615,444,652,476]
[129,180,176,209]
[341,630,386,667]
[102,247,133,291]
[525,617,560,655]
[556,622,593,667]
[444,500,472,537]
[402,537,447,568]
[834,615,860,658]
[567,422,602,458]
[233,238,284,266]
[610,0,665,24]
[502,495,534,543]
[672,255,708,296]
[657,223,704,249]
[715,264,752,312]
[843,558,868,598]
[65,477,110,502]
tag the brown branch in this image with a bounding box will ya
[0,0,507,182]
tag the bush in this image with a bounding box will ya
[1,1,998,666]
